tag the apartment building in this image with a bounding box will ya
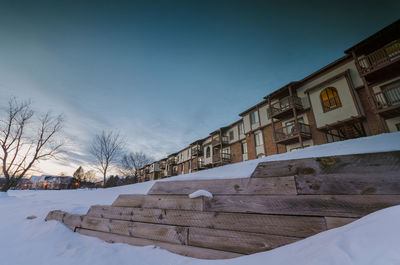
[137,20,400,181]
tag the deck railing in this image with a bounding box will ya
[212,136,229,146]
[374,85,400,109]
[275,122,311,142]
[191,145,203,156]
[269,96,303,117]
[357,40,400,74]
[213,153,231,163]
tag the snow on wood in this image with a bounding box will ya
[188,190,213,199]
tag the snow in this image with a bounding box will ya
[188,190,213,199]
[1,132,400,265]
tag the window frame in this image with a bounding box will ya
[320,87,342,113]
[250,111,259,125]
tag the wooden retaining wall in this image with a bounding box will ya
[46,151,400,259]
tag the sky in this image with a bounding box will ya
[0,0,399,176]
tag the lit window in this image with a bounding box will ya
[320,87,342,112]
[250,111,259,124]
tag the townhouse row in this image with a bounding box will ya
[138,19,400,182]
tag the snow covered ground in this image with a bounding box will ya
[1,132,400,265]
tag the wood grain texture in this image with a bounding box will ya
[76,228,242,259]
[188,227,299,254]
[80,216,187,244]
[148,177,297,195]
[87,205,327,237]
[45,210,66,222]
[325,217,357,229]
[204,195,400,218]
[112,194,204,211]
[251,151,400,178]
[295,172,400,195]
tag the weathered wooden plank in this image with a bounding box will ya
[188,227,299,254]
[296,172,400,195]
[63,213,83,230]
[204,195,400,218]
[76,228,242,259]
[251,151,400,178]
[148,177,297,195]
[325,217,357,229]
[79,216,187,245]
[45,210,66,222]
[87,205,327,237]
[112,194,204,211]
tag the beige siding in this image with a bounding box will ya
[243,115,251,133]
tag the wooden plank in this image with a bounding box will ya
[63,213,83,230]
[87,205,327,237]
[45,210,66,222]
[112,194,204,211]
[251,151,400,178]
[148,177,297,195]
[204,195,400,218]
[79,216,187,245]
[76,228,242,259]
[325,217,357,229]
[296,172,400,195]
[188,227,299,254]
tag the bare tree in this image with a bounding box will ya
[120,151,154,178]
[89,131,124,186]
[83,170,98,183]
[0,98,64,192]
[73,166,85,182]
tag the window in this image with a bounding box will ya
[206,146,211,158]
[396,123,400,131]
[254,131,263,146]
[250,111,259,124]
[320,87,342,112]
[239,122,244,135]
[229,131,234,141]
[241,141,247,154]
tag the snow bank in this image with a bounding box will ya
[188,190,213,199]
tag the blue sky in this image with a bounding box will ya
[0,0,399,175]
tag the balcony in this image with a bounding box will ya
[275,122,312,145]
[374,85,400,118]
[212,136,229,146]
[192,160,206,170]
[213,153,231,165]
[159,162,166,170]
[357,40,400,79]
[191,145,203,156]
[167,157,177,165]
[269,96,304,120]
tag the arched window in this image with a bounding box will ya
[206,146,211,158]
[320,87,342,112]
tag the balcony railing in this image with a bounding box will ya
[167,157,177,165]
[269,96,303,119]
[213,153,231,164]
[275,122,311,143]
[159,162,166,170]
[192,160,205,170]
[191,145,203,156]
[357,40,400,75]
[374,85,400,109]
[212,136,229,146]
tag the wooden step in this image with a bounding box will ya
[251,151,400,178]
[148,177,297,195]
[295,172,400,195]
[79,216,187,245]
[204,195,400,218]
[76,228,242,260]
[188,227,299,254]
[112,194,205,211]
[87,205,327,237]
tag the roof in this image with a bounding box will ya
[345,19,400,55]
[239,99,267,116]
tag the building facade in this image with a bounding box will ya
[137,20,400,180]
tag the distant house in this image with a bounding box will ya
[29,175,77,190]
